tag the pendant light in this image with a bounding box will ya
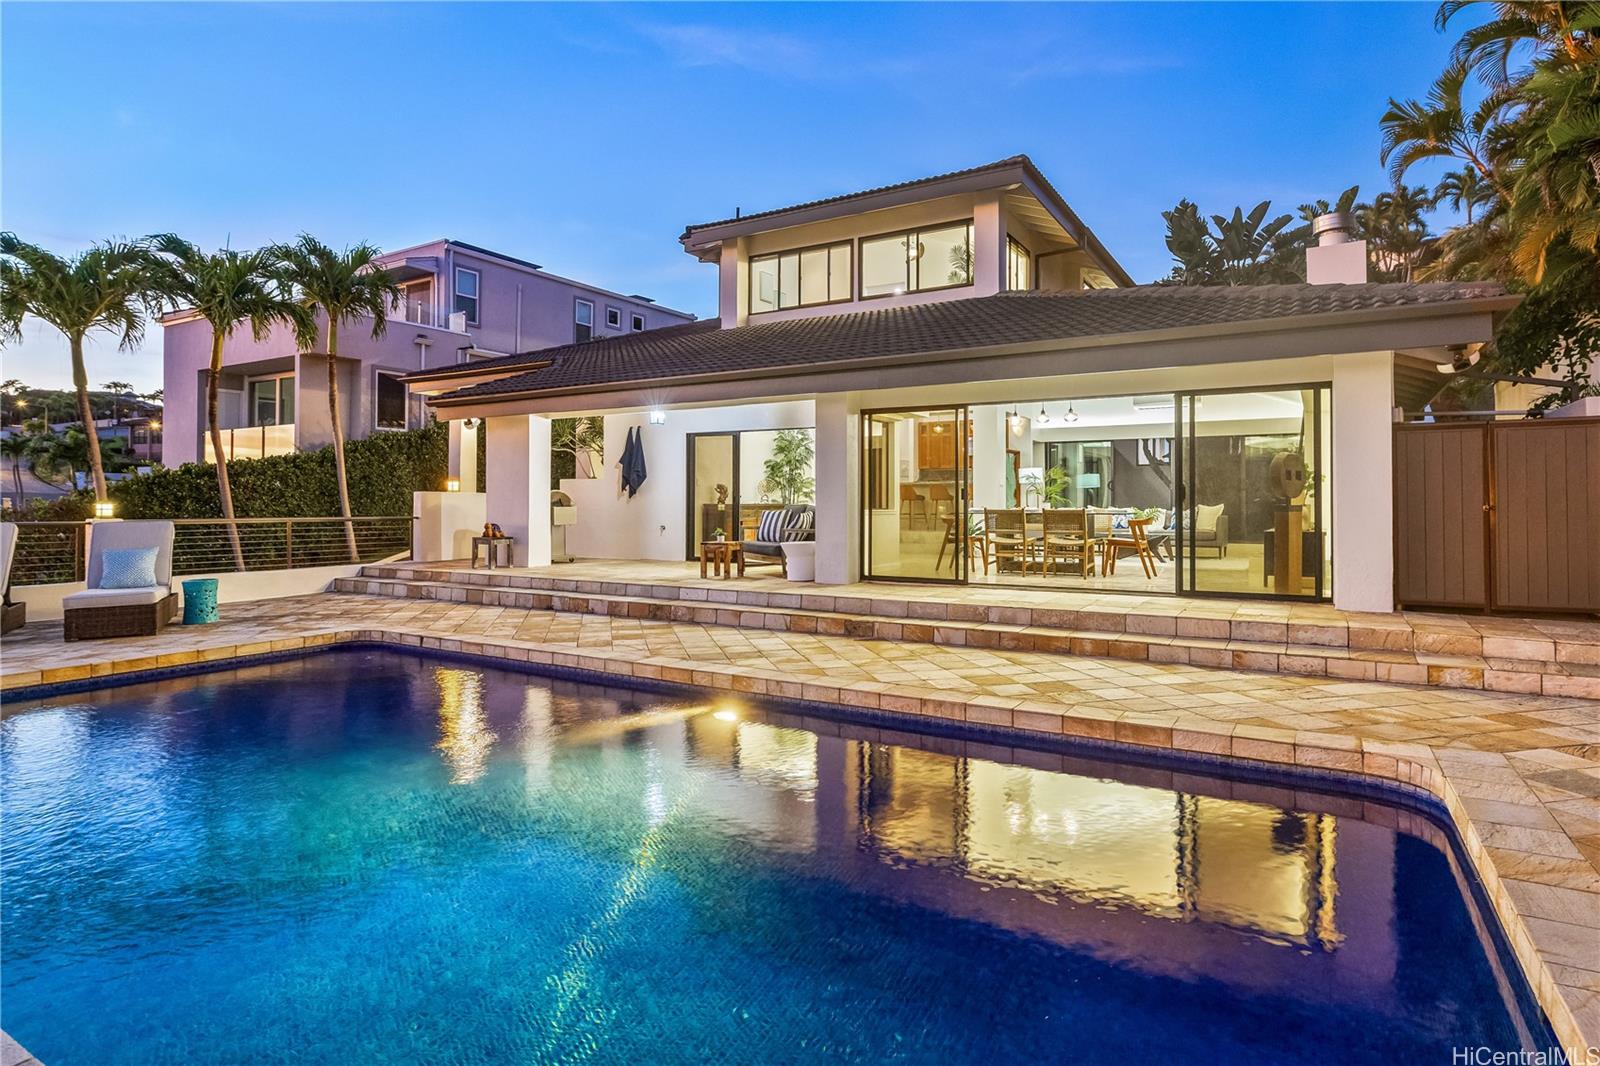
[1064,402,1079,424]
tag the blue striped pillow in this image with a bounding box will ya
[756,509,786,543]
[99,547,159,589]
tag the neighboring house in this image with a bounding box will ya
[405,156,1518,614]
[160,239,694,466]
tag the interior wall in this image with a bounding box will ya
[560,401,815,562]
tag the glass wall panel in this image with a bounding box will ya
[863,409,967,582]
[861,234,910,296]
[750,242,851,314]
[916,223,972,289]
[799,248,829,306]
[777,252,799,310]
[687,433,736,554]
[751,258,780,314]
[1179,387,1329,598]
[828,244,852,302]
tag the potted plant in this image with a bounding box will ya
[711,527,726,542]
[761,429,816,505]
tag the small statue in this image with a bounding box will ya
[714,483,729,505]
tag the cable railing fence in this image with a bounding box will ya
[5,516,412,586]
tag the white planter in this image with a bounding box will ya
[780,541,816,582]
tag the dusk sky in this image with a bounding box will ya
[3,1,1471,392]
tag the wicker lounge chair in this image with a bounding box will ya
[1,521,22,634]
[62,520,180,641]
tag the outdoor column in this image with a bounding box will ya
[813,392,860,585]
[1331,351,1396,612]
[972,192,1003,297]
[447,418,479,491]
[968,406,1008,509]
[485,413,552,567]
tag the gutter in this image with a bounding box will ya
[426,292,1521,409]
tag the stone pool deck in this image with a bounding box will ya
[2,591,1596,1056]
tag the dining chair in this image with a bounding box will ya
[1039,508,1092,578]
[899,484,928,528]
[984,508,1035,575]
[1100,516,1160,578]
[927,483,956,524]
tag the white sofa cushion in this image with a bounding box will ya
[1194,503,1225,534]
[63,586,172,610]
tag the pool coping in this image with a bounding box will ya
[3,626,1597,1059]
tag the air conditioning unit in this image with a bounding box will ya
[448,311,468,332]
[1131,394,1175,412]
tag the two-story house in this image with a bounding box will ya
[403,156,1516,614]
[160,239,694,465]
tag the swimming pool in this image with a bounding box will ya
[2,649,1551,1063]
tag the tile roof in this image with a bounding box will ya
[681,156,1033,237]
[427,281,1514,404]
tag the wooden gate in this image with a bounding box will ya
[1394,417,1600,613]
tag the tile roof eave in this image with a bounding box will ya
[425,289,1519,410]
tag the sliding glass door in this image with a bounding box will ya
[686,432,738,556]
[862,407,968,582]
[1177,386,1331,599]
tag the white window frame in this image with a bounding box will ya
[630,311,646,332]
[574,298,594,342]
[245,371,295,428]
[605,305,622,330]
[373,369,412,431]
[453,267,481,327]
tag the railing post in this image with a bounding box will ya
[285,519,293,570]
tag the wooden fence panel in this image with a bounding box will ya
[1491,419,1600,613]
[1394,425,1488,608]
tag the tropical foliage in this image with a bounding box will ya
[761,429,816,504]
[0,234,166,500]
[272,235,401,561]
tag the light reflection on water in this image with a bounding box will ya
[0,650,1548,1065]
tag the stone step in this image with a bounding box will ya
[333,570,1600,699]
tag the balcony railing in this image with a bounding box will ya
[203,424,296,462]
[6,516,412,586]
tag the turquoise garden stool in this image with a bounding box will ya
[182,578,219,625]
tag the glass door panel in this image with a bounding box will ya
[1178,387,1329,598]
[686,432,737,557]
[863,408,967,582]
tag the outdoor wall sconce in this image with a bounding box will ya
[93,501,115,519]
[462,418,481,430]
[649,410,666,425]
[446,478,461,493]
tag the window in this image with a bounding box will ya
[749,240,852,314]
[605,305,622,329]
[247,374,294,427]
[453,268,480,326]
[1006,236,1032,291]
[574,298,594,342]
[375,371,409,430]
[860,221,973,298]
[631,311,646,332]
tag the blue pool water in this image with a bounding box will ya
[2,650,1550,1064]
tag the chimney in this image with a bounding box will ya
[1306,212,1368,284]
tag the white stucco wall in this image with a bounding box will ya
[559,401,815,562]
[1331,351,1397,612]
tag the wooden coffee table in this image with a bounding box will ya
[699,541,744,579]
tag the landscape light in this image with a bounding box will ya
[446,478,461,493]
[649,410,666,425]
[712,709,739,722]
[93,501,114,519]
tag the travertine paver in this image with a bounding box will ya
[2,592,1596,1056]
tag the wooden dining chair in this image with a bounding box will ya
[1100,516,1160,578]
[1039,508,1092,578]
[935,513,988,575]
[984,508,1034,574]
[927,482,956,524]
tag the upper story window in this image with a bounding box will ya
[631,311,646,332]
[375,371,410,430]
[1006,236,1032,291]
[860,220,973,298]
[453,268,480,326]
[248,373,294,427]
[574,298,594,342]
[749,241,852,315]
[605,305,622,329]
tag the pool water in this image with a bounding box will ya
[2,650,1549,1064]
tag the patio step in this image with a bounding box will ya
[333,565,1600,699]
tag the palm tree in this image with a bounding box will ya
[1439,1,1600,86]
[271,236,400,562]
[151,237,314,571]
[1505,58,1600,282]
[1380,60,1513,198]
[0,431,29,506]
[0,235,164,503]
[0,379,21,427]
[1432,167,1492,223]
[101,379,133,425]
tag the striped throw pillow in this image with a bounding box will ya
[756,509,786,543]
[781,508,815,542]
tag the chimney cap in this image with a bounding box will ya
[1313,212,1354,245]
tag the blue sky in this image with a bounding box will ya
[3,2,1467,391]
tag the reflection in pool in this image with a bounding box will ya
[1,650,1550,1064]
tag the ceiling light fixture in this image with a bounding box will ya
[1036,405,1051,427]
[1064,403,1080,424]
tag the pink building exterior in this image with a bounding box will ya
[160,239,692,465]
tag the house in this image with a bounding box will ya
[160,239,694,466]
[403,157,1517,614]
